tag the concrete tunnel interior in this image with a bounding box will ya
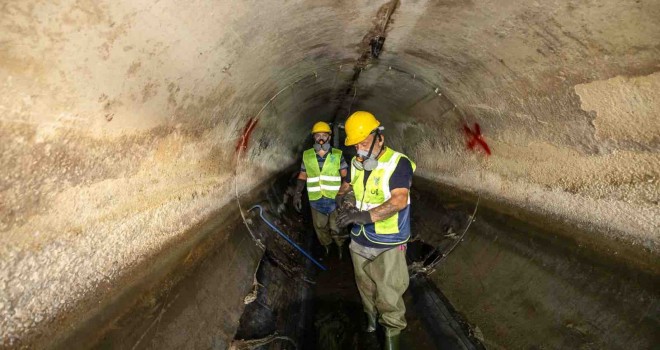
[1,0,659,349]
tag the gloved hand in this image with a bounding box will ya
[293,192,302,212]
[335,194,345,209]
[336,205,360,221]
[335,191,356,213]
[337,210,372,228]
[291,178,305,213]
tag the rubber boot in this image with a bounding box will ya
[365,312,377,333]
[384,332,400,350]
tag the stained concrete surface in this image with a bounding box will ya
[1,0,659,348]
[92,216,262,350]
[412,180,659,349]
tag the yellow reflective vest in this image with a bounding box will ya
[303,148,343,200]
[351,147,416,245]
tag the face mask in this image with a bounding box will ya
[355,152,378,171]
[353,131,381,171]
[352,153,378,171]
[313,133,330,153]
[313,142,330,153]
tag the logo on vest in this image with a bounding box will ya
[370,176,381,196]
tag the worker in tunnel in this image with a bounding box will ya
[292,121,349,258]
[336,111,415,350]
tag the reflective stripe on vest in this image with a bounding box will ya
[303,148,343,200]
[351,147,416,245]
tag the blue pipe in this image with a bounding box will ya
[249,205,327,271]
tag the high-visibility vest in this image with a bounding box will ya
[303,148,343,200]
[351,147,416,245]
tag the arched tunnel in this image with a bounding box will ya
[1,0,659,349]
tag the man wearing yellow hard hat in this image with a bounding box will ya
[335,111,415,350]
[293,121,349,258]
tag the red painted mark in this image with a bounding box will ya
[463,122,491,156]
[236,117,259,155]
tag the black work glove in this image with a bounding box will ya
[337,210,372,228]
[292,178,305,213]
[293,192,302,212]
[335,194,345,208]
[335,190,356,213]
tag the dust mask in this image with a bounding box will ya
[314,141,330,153]
[352,129,381,172]
[313,135,330,153]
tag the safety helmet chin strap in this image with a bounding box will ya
[360,128,380,161]
[360,129,384,172]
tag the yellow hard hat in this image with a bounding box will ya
[311,121,332,134]
[344,111,380,146]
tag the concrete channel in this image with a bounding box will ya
[45,175,657,349]
[1,0,659,349]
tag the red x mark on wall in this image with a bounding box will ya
[463,122,491,156]
[236,117,259,155]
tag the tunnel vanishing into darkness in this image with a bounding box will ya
[1,0,659,349]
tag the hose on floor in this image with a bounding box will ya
[249,205,327,271]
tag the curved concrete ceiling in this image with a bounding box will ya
[1,0,659,346]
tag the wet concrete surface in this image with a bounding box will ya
[59,179,284,349]
[305,245,440,350]
[234,237,453,349]
[412,178,660,349]
[232,206,315,349]
[91,215,262,350]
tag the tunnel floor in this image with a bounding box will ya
[77,174,657,349]
[233,225,455,350]
[86,177,484,350]
[232,177,482,350]
[302,246,438,350]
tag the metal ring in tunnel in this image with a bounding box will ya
[232,63,484,258]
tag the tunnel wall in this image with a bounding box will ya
[1,0,658,347]
[413,179,659,349]
[0,0,382,346]
[340,0,660,266]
